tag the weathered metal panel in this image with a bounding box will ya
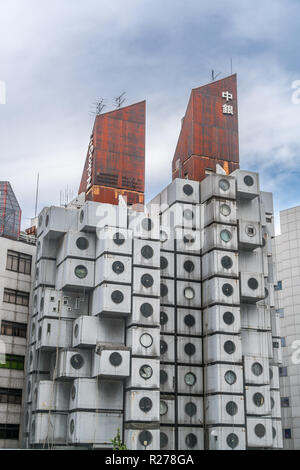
[172,74,239,182]
[79,101,145,205]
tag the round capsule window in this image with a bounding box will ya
[32,420,36,436]
[226,401,238,416]
[253,393,265,407]
[185,402,197,417]
[38,215,43,227]
[109,352,122,366]
[139,364,153,380]
[74,265,88,279]
[40,297,44,311]
[269,368,273,380]
[224,340,236,355]
[29,351,33,365]
[140,333,153,348]
[264,288,269,298]
[160,311,168,326]
[222,283,233,296]
[220,203,231,216]
[184,287,195,300]
[184,342,196,356]
[160,400,168,416]
[224,370,237,385]
[220,229,232,243]
[70,354,84,369]
[111,290,124,304]
[160,256,168,270]
[219,179,230,191]
[45,214,49,227]
[184,372,196,386]
[140,303,153,318]
[160,432,168,448]
[186,433,197,449]
[112,260,125,274]
[110,258,128,278]
[248,277,259,290]
[183,234,195,245]
[184,314,195,327]
[71,386,76,400]
[160,370,168,384]
[183,184,194,196]
[160,283,168,297]
[221,256,233,269]
[272,427,276,439]
[245,225,256,237]
[79,210,84,223]
[76,237,89,250]
[141,245,154,259]
[160,340,168,355]
[252,362,263,376]
[160,230,168,243]
[139,430,152,446]
[227,433,239,449]
[183,209,194,220]
[244,175,254,186]
[184,260,195,273]
[141,218,153,231]
[254,424,266,438]
[139,397,153,413]
[271,397,275,409]
[38,326,42,341]
[223,311,234,325]
[27,381,31,397]
[74,324,79,338]
[113,232,125,245]
[141,273,154,288]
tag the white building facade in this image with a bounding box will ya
[275,206,300,449]
[0,234,36,448]
[22,169,282,450]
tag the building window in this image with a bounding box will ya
[3,288,29,306]
[281,397,290,408]
[281,337,286,347]
[275,281,282,291]
[273,341,280,349]
[1,321,27,338]
[0,388,22,405]
[0,354,24,371]
[0,424,19,440]
[284,429,292,439]
[277,308,284,318]
[6,250,32,275]
[279,366,288,377]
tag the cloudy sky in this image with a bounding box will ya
[0,0,300,233]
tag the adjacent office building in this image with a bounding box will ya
[275,206,300,449]
[22,75,283,449]
[0,182,36,448]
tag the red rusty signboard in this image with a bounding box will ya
[172,74,239,181]
[79,101,145,205]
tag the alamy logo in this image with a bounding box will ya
[0,80,6,104]
[291,340,300,364]
[291,80,300,104]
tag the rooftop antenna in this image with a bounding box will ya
[90,99,106,116]
[114,92,126,109]
[211,69,221,82]
[34,173,39,217]
[230,57,233,75]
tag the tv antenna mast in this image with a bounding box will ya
[211,69,221,82]
[114,92,126,109]
[90,99,106,116]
